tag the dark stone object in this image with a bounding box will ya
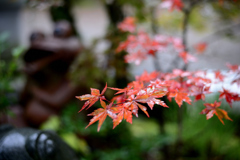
[0,124,78,160]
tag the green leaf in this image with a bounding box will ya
[40,116,60,131]
[12,46,25,58]
[60,133,90,155]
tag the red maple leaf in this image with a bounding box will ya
[76,83,107,112]
[179,51,197,64]
[192,86,211,101]
[124,50,148,65]
[112,85,169,129]
[168,91,192,107]
[161,0,183,11]
[194,42,207,54]
[86,100,116,132]
[115,41,128,53]
[219,88,240,108]
[172,69,191,77]
[117,17,136,33]
[112,105,132,129]
[110,94,126,104]
[116,32,164,65]
[134,87,169,109]
[201,101,232,124]
[136,70,159,83]
[226,63,239,72]
[109,87,129,95]
[171,0,183,10]
[110,80,144,97]
[214,70,225,82]
[112,101,149,129]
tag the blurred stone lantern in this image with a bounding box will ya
[0,124,79,160]
[18,20,81,127]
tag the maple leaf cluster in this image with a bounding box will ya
[76,0,240,131]
[200,66,240,123]
[116,17,201,65]
[76,65,240,131]
[76,80,169,131]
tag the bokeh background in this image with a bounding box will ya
[1,0,240,159]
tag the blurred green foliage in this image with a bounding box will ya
[212,1,240,22]
[69,48,112,89]
[0,32,25,112]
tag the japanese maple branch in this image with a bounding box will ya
[150,6,161,71]
[176,6,192,158]
[181,9,190,70]
[168,9,191,71]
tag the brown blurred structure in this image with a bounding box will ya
[2,20,81,128]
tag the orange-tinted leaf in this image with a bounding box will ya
[100,99,107,109]
[136,103,149,117]
[124,110,133,124]
[203,101,221,108]
[96,113,107,132]
[129,103,139,117]
[76,94,94,101]
[76,85,108,112]
[101,83,108,95]
[86,108,107,132]
[201,101,232,124]
[136,70,159,83]
[116,41,128,53]
[155,99,169,108]
[135,88,168,109]
[151,88,168,98]
[176,92,191,107]
[169,92,191,107]
[86,102,116,131]
[113,111,123,129]
[77,97,99,112]
[111,94,126,104]
[108,87,128,95]
[215,108,233,124]
[91,88,100,96]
